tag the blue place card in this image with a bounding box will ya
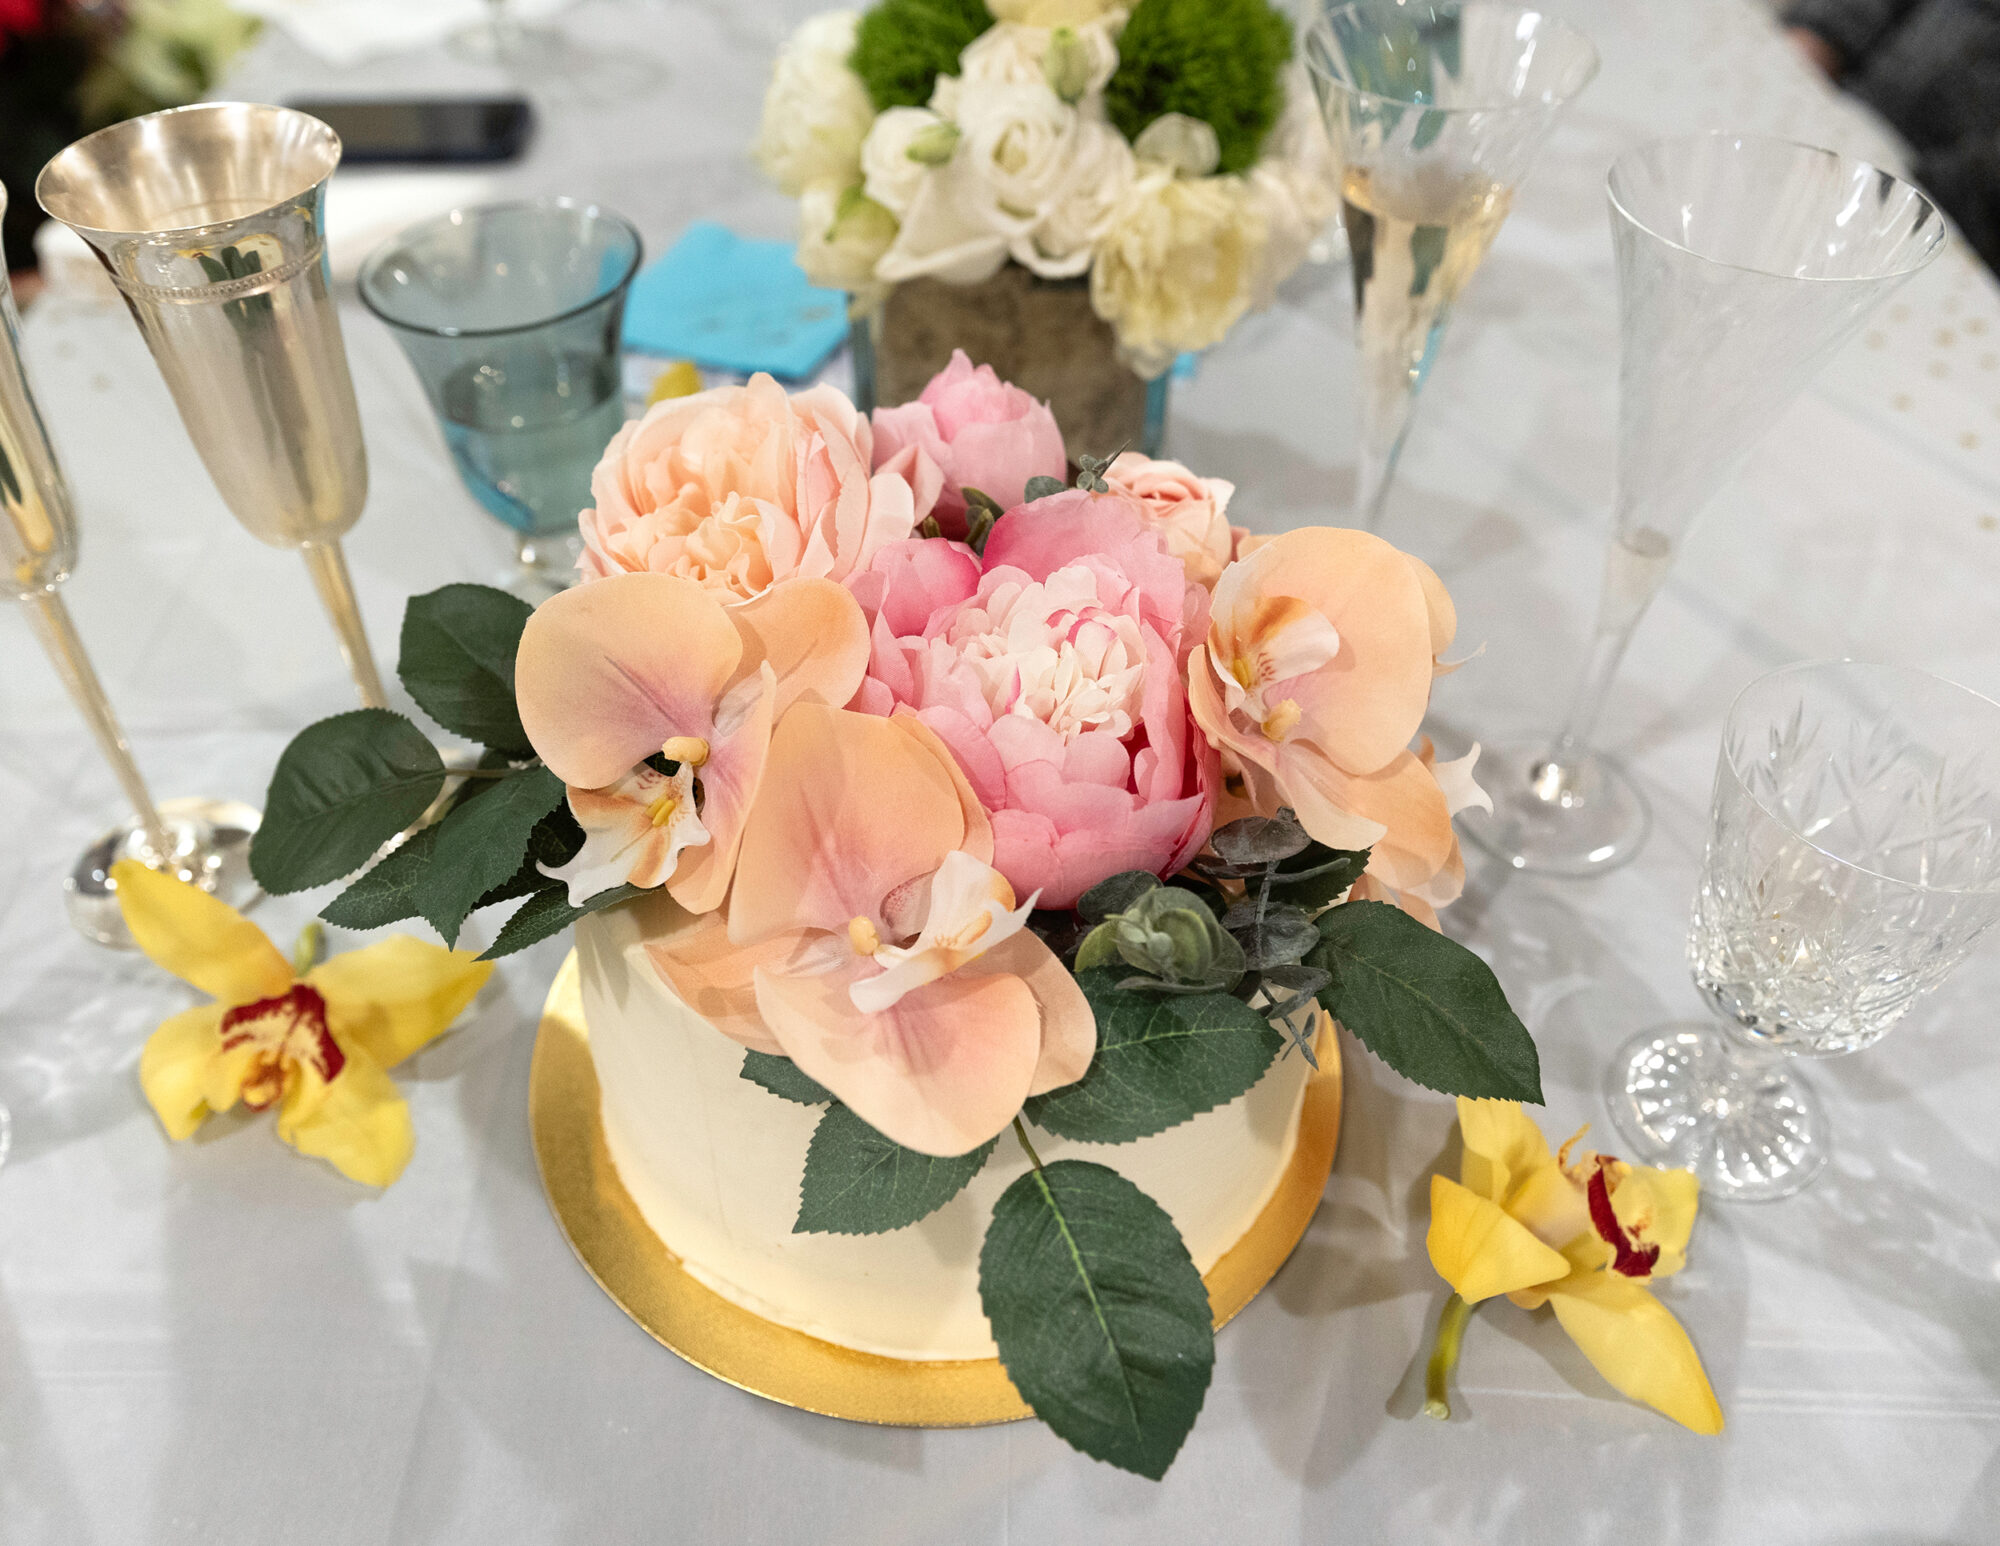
[621,222,849,381]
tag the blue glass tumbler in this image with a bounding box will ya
[360,199,643,594]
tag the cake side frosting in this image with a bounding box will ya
[579,895,1313,1361]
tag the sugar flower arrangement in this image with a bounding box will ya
[753,0,1340,374]
[248,358,1541,1477]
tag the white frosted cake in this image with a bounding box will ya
[578,894,1315,1361]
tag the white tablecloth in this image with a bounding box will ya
[4,2,1999,1540]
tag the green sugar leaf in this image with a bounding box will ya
[415,765,566,947]
[1024,969,1282,1143]
[1308,900,1543,1102]
[397,584,535,755]
[251,710,447,893]
[980,1159,1213,1479]
[795,1105,994,1235]
[319,824,437,930]
[478,880,644,961]
[742,1051,834,1105]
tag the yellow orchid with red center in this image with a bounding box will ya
[115,860,492,1188]
[1423,1097,1723,1434]
[1188,527,1469,917]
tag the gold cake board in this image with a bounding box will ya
[530,949,1344,1427]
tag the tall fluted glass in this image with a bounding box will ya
[1463,134,1946,876]
[1608,663,2000,1200]
[0,180,259,953]
[1304,0,1598,528]
[36,102,387,708]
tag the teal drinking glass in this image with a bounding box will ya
[360,198,643,595]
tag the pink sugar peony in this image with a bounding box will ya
[577,373,919,598]
[869,350,1067,541]
[851,489,1216,909]
[1102,452,1236,587]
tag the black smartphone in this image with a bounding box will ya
[288,97,535,165]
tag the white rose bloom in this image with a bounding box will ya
[1018,117,1135,277]
[987,0,1124,23]
[958,18,1121,102]
[1132,111,1220,177]
[754,12,875,198]
[860,106,944,218]
[1090,167,1270,376]
[876,155,1012,285]
[953,81,1090,241]
[796,178,899,302]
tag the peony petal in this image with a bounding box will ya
[1548,1271,1725,1434]
[275,1040,416,1188]
[1427,1175,1572,1303]
[731,577,871,716]
[729,703,975,943]
[643,903,810,1054]
[307,936,492,1071]
[755,963,1041,1156]
[112,860,292,1006]
[516,572,742,789]
[139,1003,227,1141]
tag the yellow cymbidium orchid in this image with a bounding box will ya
[1423,1097,1723,1435]
[113,860,493,1188]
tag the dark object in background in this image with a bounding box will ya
[286,97,535,165]
[1784,0,2000,275]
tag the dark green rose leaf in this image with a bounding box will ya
[741,1051,833,1105]
[1025,969,1282,1143]
[251,709,447,893]
[1268,844,1372,910]
[478,880,645,961]
[980,1159,1213,1479]
[318,824,436,930]
[1309,900,1542,1102]
[398,584,535,754]
[795,1105,995,1235]
[413,765,566,946]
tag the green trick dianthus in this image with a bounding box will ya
[849,0,994,113]
[1104,0,1295,175]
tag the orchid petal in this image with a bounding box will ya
[545,765,711,905]
[850,850,1031,1013]
[1547,1271,1725,1434]
[139,1003,227,1141]
[1610,1164,1701,1281]
[642,904,810,1054]
[666,664,777,915]
[307,935,492,1072]
[754,963,1041,1156]
[516,572,741,789]
[731,577,871,716]
[961,929,1096,1096]
[275,1040,416,1189]
[1405,553,1458,664]
[1428,1175,1572,1303]
[1280,744,1452,892]
[1456,1097,1554,1206]
[111,859,291,1006]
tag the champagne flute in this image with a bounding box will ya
[36,103,388,709]
[1304,0,1598,529]
[1462,135,1947,876]
[1,180,259,950]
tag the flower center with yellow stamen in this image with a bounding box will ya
[660,736,709,769]
[647,791,680,828]
[219,983,342,1111]
[1230,656,1256,690]
[848,916,882,955]
[1260,698,1302,742]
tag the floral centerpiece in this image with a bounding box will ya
[753,0,1338,450]
[245,364,1543,1477]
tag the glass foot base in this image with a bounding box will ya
[65,797,262,950]
[505,532,582,604]
[1605,1023,1827,1201]
[1458,740,1652,877]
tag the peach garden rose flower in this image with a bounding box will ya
[578,374,925,599]
[1103,451,1235,585]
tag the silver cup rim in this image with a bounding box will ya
[1722,658,2000,898]
[356,196,644,341]
[1303,0,1600,118]
[35,101,342,242]
[1606,130,1946,288]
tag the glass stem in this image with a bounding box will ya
[301,539,387,709]
[1544,527,1675,770]
[23,589,174,859]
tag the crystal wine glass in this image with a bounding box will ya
[1463,134,1946,876]
[358,199,642,600]
[36,103,390,709]
[1,180,259,950]
[1608,662,2000,1201]
[1303,0,1599,529]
